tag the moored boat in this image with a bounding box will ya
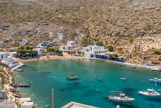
[132,64,136,68]
[138,89,161,97]
[116,105,120,108]
[97,77,104,82]
[120,78,127,80]
[66,75,79,80]
[109,91,135,103]
[17,83,31,87]
[16,69,23,72]
[149,78,161,84]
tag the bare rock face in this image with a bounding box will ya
[159,56,161,61]
[152,59,160,65]
[0,0,160,65]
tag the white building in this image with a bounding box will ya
[33,48,47,53]
[0,77,2,84]
[2,57,14,64]
[20,40,28,46]
[21,102,34,108]
[82,45,107,57]
[59,41,75,53]
[36,41,50,48]
[67,41,75,47]
[9,52,17,58]
[0,42,4,47]
[0,52,8,60]
[0,52,23,69]
[62,102,98,108]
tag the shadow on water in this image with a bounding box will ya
[23,65,38,71]
[149,104,155,107]
[145,98,161,102]
[61,82,89,92]
[39,72,52,76]
[103,97,137,108]
[113,103,137,108]
[102,97,108,102]
[122,88,135,97]
[83,89,102,97]
[67,82,80,87]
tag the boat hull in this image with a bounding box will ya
[17,83,31,87]
[149,79,161,84]
[138,91,161,97]
[66,76,79,81]
[108,96,135,103]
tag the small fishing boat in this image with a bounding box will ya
[138,89,161,97]
[17,83,31,87]
[109,91,135,103]
[66,75,79,80]
[97,77,104,82]
[16,69,23,72]
[132,64,136,68]
[116,105,120,108]
[120,78,127,80]
[149,78,161,84]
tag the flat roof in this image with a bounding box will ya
[62,102,98,108]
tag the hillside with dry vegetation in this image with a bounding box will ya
[0,0,161,65]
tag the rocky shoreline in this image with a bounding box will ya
[15,55,87,63]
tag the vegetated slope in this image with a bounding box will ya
[0,0,161,65]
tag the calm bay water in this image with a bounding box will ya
[14,59,161,108]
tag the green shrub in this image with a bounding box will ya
[108,45,113,52]
[69,52,74,54]
[154,50,161,55]
[96,42,103,46]
[46,47,62,54]
[78,51,82,54]
[114,54,118,57]
[20,46,24,49]
[109,54,113,57]
[130,39,133,43]
[26,46,33,50]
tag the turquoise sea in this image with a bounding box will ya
[14,59,161,108]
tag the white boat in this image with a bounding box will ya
[132,64,136,68]
[109,92,135,103]
[120,78,127,80]
[149,78,161,84]
[138,89,161,97]
[116,105,120,108]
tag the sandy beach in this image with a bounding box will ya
[14,55,161,71]
[15,55,87,63]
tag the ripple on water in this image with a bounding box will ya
[122,88,135,97]
[83,89,102,97]
[39,72,52,76]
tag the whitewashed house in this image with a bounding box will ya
[67,41,75,47]
[0,77,2,91]
[0,42,4,47]
[33,48,47,53]
[82,45,107,57]
[36,41,50,48]
[0,52,23,69]
[9,52,17,58]
[21,102,34,108]
[20,40,28,46]
[62,102,97,108]
[2,57,14,64]
[0,52,8,60]
[59,41,76,53]
[0,77,1,84]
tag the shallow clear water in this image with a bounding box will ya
[14,59,161,108]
